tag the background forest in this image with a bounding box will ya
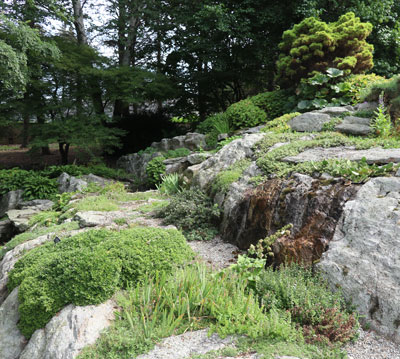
[1,0,400,162]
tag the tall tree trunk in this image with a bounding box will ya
[59,142,70,165]
[37,114,51,155]
[21,92,30,148]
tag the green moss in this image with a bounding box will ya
[211,159,251,195]
[8,227,194,338]
[136,200,169,213]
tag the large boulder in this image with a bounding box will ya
[116,152,160,181]
[335,116,372,136]
[0,288,27,359]
[19,300,116,359]
[288,112,331,132]
[319,177,400,343]
[57,173,87,193]
[0,190,24,218]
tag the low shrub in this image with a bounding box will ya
[255,264,358,345]
[164,148,191,158]
[8,227,194,338]
[157,189,221,241]
[250,90,295,121]
[196,113,228,135]
[146,156,166,186]
[41,164,131,180]
[225,99,267,130]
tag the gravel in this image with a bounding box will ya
[345,328,400,359]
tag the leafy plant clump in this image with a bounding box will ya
[276,12,373,87]
[225,99,267,130]
[157,189,221,241]
[156,173,184,195]
[371,93,393,137]
[146,156,166,186]
[8,227,194,338]
[262,113,300,133]
[250,89,296,121]
[255,265,358,345]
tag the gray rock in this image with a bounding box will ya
[57,173,87,193]
[7,208,37,232]
[136,329,236,359]
[0,190,23,218]
[241,125,265,134]
[81,174,112,186]
[164,157,189,175]
[335,116,372,136]
[0,288,27,359]
[117,152,160,180]
[151,132,206,152]
[18,199,54,212]
[187,153,211,165]
[396,168,400,177]
[187,133,265,189]
[353,101,378,112]
[217,133,229,141]
[0,234,53,304]
[283,146,400,164]
[317,106,354,116]
[289,113,331,132]
[74,211,111,228]
[19,300,116,359]
[319,177,400,343]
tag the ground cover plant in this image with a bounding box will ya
[157,188,220,241]
[8,227,194,338]
[255,132,400,182]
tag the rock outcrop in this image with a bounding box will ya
[319,177,400,343]
[220,173,358,265]
[0,190,24,218]
[150,132,206,152]
[19,300,116,359]
[0,288,26,359]
[57,172,88,193]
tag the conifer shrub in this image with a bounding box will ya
[276,12,373,87]
[8,227,193,338]
[225,99,267,130]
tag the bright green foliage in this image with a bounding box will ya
[276,12,373,87]
[156,173,184,195]
[146,156,166,186]
[164,148,191,158]
[344,74,387,104]
[211,159,251,195]
[225,99,267,130]
[158,189,221,241]
[250,90,295,121]
[255,265,358,345]
[0,169,58,200]
[8,227,193,338]
[196,113,230,135]
[262,113,300,133]
[371,94,393,137]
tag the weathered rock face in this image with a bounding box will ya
[318,177,400,343]
[116,152,160,182]
[0,219,16,244]
[186,133,265,189]
[57,173,87,193]
[151,132,206,152]
[289,112,331,132]
[0,288,27,359]
[283,146,400,164]
[0,190,24,218]
[221,174,358,265]
[19,300,116,359]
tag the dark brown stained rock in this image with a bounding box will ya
[221,173,359,266]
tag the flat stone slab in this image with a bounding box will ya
[283,147,400,164]
[335,116,372,136]
[317,106,354,116]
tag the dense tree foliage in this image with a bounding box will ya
[1,0,400,162]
